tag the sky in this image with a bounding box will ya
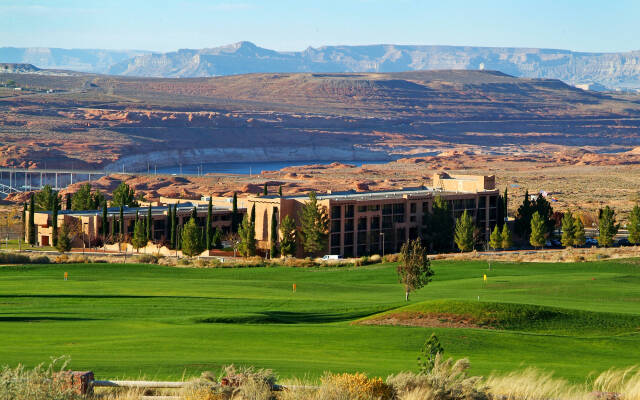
[1,0,638,53]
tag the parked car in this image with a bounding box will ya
[616,238,631,247]
[322,255,342,261]
[551,239,562,248]
[585,238,598,247]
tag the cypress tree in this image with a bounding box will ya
[51,194,59,247]
[119,206,124,241]
[213,226,223,249]
[489,224,502,250]
[515,190,533,239]
[263,183,268,196]
[237,214,256,257]
[231,193,238,232]
[250,205,256,245]
[111,214,116,236]
[561,212,576,247]
[629,204,640,245]
[65,193,71,210]
[181,217,204,257]
[298,192,329,255]
[279,215,297,257]
[191,206,197,223]
[146,204,152,242]
[170,204,176,249]
[501,224,513,249]
[278,185,283,197]
[131,219,147,251]
[101,203,108,238]
[427,196,454,252]
[22,202,26,238]
[206,197,213,250]
[270,207,278,258]
[503,187,508,221]
[28,195,36,245]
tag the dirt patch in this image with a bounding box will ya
[357,312,496,329]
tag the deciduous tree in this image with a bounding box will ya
[398,239,434,301]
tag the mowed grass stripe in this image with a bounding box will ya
[1,259,640,380]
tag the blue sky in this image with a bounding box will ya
[2,0,638,52]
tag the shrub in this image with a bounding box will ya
[0,358,83,400]
[318,372,394,400]
[55,254,69,264]
[231,256,267,268]
[68,255,88,264]
[382,253,402,263]
[29,256,50,264]
[136,254,159,264]
[0,252,31,264]
[369,254,382,263]
[283,257,317,268]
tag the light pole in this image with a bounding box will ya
[380,232,385,256]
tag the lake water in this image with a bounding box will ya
[155,160,390,175]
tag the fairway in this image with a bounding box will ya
[1,259,640,381]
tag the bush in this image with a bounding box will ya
[0,252,31,264]
[383,253,402,263]
[182,365,275,400]
[231,256,267,268]
[29,256,50,264]
[136,254,159,264]
[0,358,83,400]
[283,257,317,268]
[318,372,394,400]
[369,254,382,263]
[68,255,88,264]
[55,254,69,264]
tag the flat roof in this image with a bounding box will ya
[272,186,496,202]
[39,202,242,217]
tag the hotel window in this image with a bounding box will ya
[357,205,367,213]
[410,203,417,214]
[330,233,341,247]
[344,219,354,232]
[345,205,355,218]
[331,219,341,233]
[382,204,393,215]
[489,195,497,207]
[371,216,380,230]
[358,217,367,231]
[331,206,341,219]
[479,196,486,209]
[367,204,380,211]
[393,203,405,215]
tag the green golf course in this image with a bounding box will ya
[0,259,639,381]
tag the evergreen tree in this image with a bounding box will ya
[427,196,454,252]
[131,219,147,251]
[169,204,176,249]
[28,195,35,245]
[489,224,502,250]
[22,202,26,238]
[398,239,434,301]
[101,203,108,238]
[270,207,278,258]
[71,183,93,211]
[51,194,59,247]
[263,183,268,196]
[56,223,72,253]
[146,204,152,242]
[501,224,513,249]
[454,210,474,252]
[237,214,256,257]
[191,206,197,223]
[534,196,555,235]
[560,212,576,247]
[628,204,640,245]
[503,187,508,221]
[34,184,56,211]
[418,333,444,374]
[278,185,283,197]
[573,216,586,247]
[111,182,138,207]
[298,192,329,255]
[119,206,124,241]
[92,190,106,210]
[515,190,533,239]
[231,193,239,232]
[529,211,546,248]
[181,217,204,257]
[206,197,213,250]
[279,215,297,257]
[213,226,223,249]
[250,205,256,243]
[597,206,619,247]
[65,193,71,210]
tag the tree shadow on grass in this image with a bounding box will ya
[195,308,394,325]
[0,316,100,322]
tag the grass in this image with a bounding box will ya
[0,259,640,381]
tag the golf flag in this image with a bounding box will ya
[483,274,487,282]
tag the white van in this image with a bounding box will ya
[322,255,342,260]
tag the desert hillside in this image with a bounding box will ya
[1,69,640,170]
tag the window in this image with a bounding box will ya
[410,203,417,214]
[358,217,367,230]
[345,205,354,218]
[382,204,393,215]
[331,219,341,233]
[331,233,341,247]
[489,196,497,207]
[371,216,380,230]
[393,203,405,214]
[394,214,405,223]
[382,216,392,229]
[479,196,486,209]
[358,205,367,213]
[422,201,430,213]
[344,219,354,232]
[358,231,368,244]
[331,206,341,219]
[344,232,354,245]
[367,205,380,212]
[410,215,416,223]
